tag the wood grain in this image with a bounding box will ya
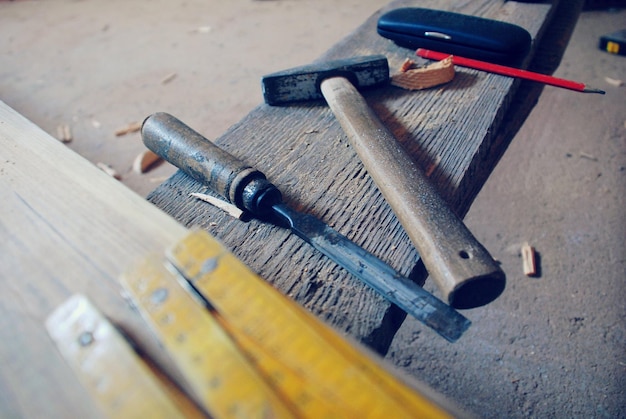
[0,100,189,418]
[148,0,556,353]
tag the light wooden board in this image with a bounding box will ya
[148,0,556,352]
[0,100,189,417]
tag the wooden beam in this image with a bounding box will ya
[148,0,556,353]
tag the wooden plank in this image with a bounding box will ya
[147,0,556,353]
[0,100,189,418]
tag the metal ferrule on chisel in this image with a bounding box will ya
[141,113,282,216]
[141,112,470,342]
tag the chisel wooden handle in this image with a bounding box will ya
[320,77,505,309]
[141,112,282,216]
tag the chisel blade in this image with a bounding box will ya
[272,204,470,342]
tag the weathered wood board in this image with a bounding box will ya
[148,0,556,353]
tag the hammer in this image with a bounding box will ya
[262,55,505,309]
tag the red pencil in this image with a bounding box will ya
[416,48,605,94]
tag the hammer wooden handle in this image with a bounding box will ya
[320,77,504,309]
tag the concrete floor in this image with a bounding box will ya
[1,1,624,417]
[0,0,392,197]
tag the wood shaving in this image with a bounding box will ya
[56,124,72,143]
[579,152,598,161]
[114,121,142,137]
[161,72,177,85]
[133,149,162,174]
[521,242,537,277]
[190,192,244,219]
[191,26,211,33]
[399,58,416,73]
[149,176,170,183]
[425,156,441,177]
[96,162,121,180]
[391,56,455,90]
[604,77,623,87]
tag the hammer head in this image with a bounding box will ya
[262,55,389,105]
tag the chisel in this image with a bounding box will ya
[141,112,470,342]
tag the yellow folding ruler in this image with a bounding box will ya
[45,294,204,418]
[47,229,458,418]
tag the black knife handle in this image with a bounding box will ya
[141,112,281,216]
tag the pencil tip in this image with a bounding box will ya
[584,87,606,94]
